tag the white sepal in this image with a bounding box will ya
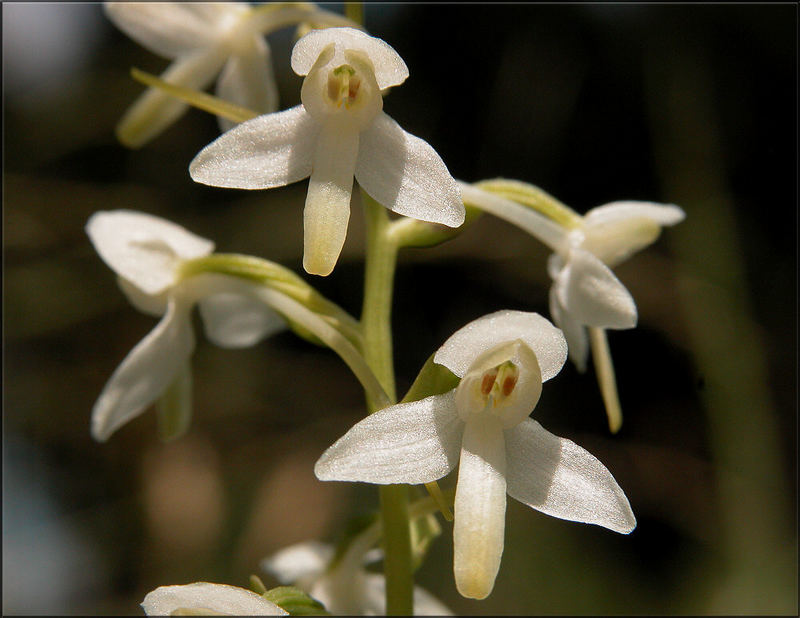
[92,297,195,442]
[291,27,408,89]
[453,414,507,600]
[554,248,637,329]
[548,286,589,372]
[584,201,686,227]
[190,105,319,189]
[104,2,221,59]
[141,582,288,616]
[581,202,685,267]
[86,210,214,296]
[314,391,463,485]
[357,112,464,228]
[216,35,279,133]
[261,541,333,587]
[434,310,567,381]
[198,292,286,348]
[504,419,636,534]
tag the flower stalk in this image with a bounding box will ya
[360,189,413,615]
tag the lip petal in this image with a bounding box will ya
[302,123,359,276]
[453,414,507,600]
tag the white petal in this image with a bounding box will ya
[117,276,168,317]
[190,105,319,189]
[555,248,637,329]
[358,573,390,615]
[141,582,287,616]
[104,2,222,59]
[581,201,684,266]
[315,570,381,616]
[314,391,463,485]
[303,123,359,276]
[412,583,454,616]
[454,340,542,429]
[261,541,333,585]
[92,298,195,442]
[199,292,285,348]
[505,419,636,534]
[549,285,589,372]
[87,210,214,296]
[291,27,408,89]
[356,112,465,228]
[453,415,507,600]
[317,572,453,616]
[434,310,567,381]
[216,36,279,133]
[584,201,686,227]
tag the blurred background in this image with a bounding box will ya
[3,3,796,615]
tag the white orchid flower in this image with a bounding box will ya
[460,181,685,431]
[87,210,285,442]
[262,540,452,616]
[142,582,288,615]
[105,2,351,147]
[314,310,636,600]
[190,27,465,277]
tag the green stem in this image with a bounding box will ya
[361,195,398,406]
[360,191,413,615]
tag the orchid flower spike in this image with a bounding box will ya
[105,2,350,147]
[460,181,685,432]
[142,582,288,616]
[87,210,285,442]
[262,540,452,615]
[190,27,465,277]
[315,310,636,600]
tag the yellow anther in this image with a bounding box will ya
[480,360,519,407]
[327,64,360,108]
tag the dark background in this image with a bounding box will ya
[3,3,796,615]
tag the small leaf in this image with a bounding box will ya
[401,352,460,404]
[249,574,268,595]
[390,204,483,249]
[262,586,329,616]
